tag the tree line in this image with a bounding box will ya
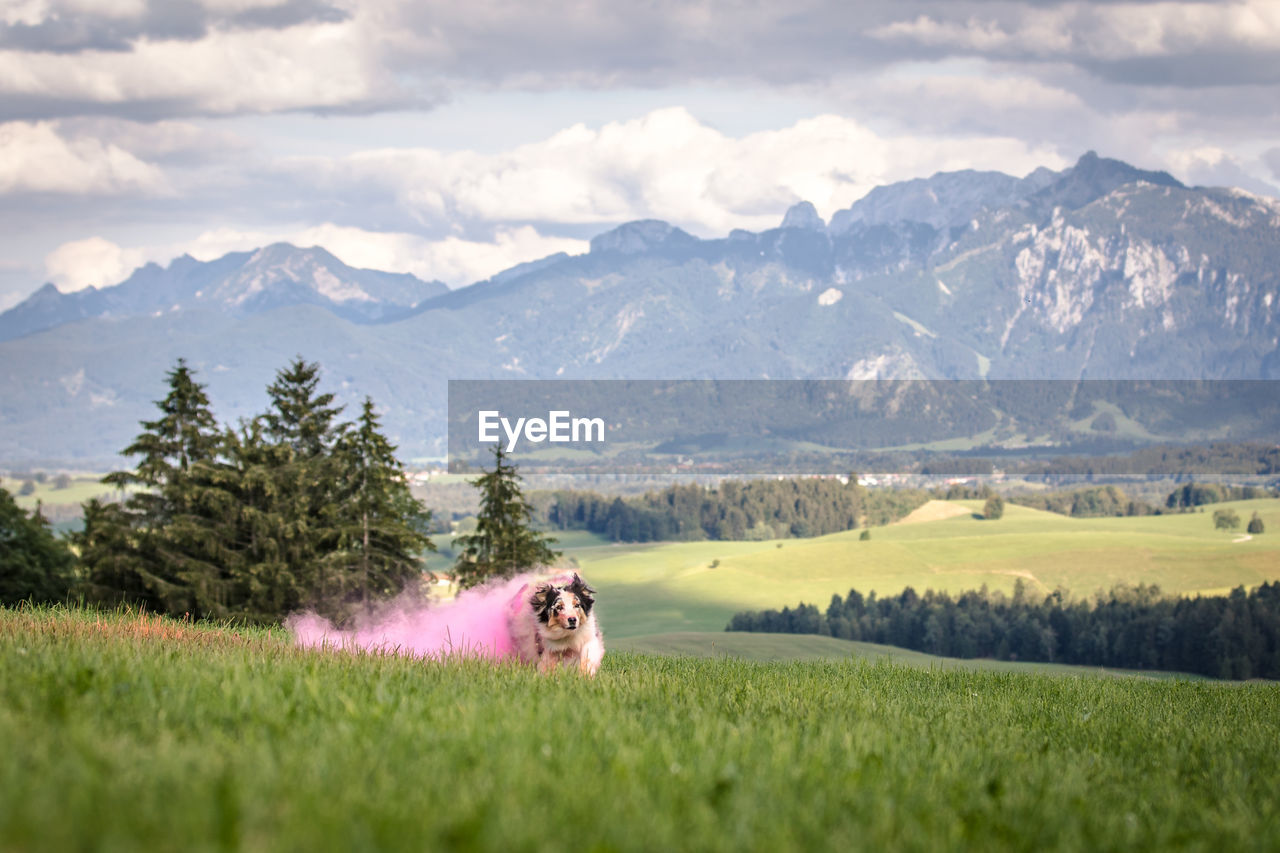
[4,358,436,623]
[536,477,874,543]
[2,363,576,619]
[727,581,1280,680]
[1017,441,1280,479]
[962,482,1273,519]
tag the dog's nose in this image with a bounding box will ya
[566,617,578,628]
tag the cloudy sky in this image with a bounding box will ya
[2,0,1279,309]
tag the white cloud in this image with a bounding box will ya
[44,236,145,291]
[0,120,167,194]
[198,0,292,12]
[392,225,587,285]
[186,222,588,285]
[0,18,394,115]
[871,2,1280,61]
[1161,145,1280,195]
[53,222,589,289]
[291,107,1066,234]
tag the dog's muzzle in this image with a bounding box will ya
[566,616,578,629]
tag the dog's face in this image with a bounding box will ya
[532,574,595,636]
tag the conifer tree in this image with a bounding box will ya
[254,357,346,608]
[91,358,225,614]
[454,446,559,589]
[263,356,344,458]
[328,398,435,610]
[211,420,302,621]
[1,488,75,605]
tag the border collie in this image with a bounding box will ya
[507,572,604,675]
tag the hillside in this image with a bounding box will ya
[611,631,1205,678]
[577,499,1280,639]
[3,152,1280,464]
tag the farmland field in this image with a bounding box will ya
[2,606,1277,852]
[574,498,1280,639]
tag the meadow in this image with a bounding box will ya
[0,474,125,510]
[2,605,1278,853]
[575,498,1280,640]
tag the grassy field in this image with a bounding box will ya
[0,474,125,510]
[613,632,1207,679]
[573,498,1280,639]
[3,605,1277,852]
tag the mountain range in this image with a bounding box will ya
[2,151,1279,466]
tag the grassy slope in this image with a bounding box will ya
[0,475,124,510]
[612,632,1204,679]
[3,606,1277,853]
[573,499,1280,639]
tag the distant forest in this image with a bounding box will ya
[530,475,1274,543]
[533,478,885,542]
[727,582,1280,680]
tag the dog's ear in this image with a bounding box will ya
[531,583,558,623]
[568,573,595,613]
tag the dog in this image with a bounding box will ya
[506,571,605,675]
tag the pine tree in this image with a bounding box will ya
[263,356,344,458]
[1247,512,1265,534]
[253,357,346,609]
[454,446,559,589]
[90,359,225,615]
[1,488,75,605]
[328,398,436,612]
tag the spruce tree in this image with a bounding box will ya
[1,489,75,606]
[254,357,346,610]
[90,358,225,615]
[205,420,300,621]
[328,398,435,610]
[263,356,344,458]
[454,446,559,589]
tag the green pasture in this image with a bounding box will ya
[3,605,1277,852]
[570,499,1280,639]
[612,632,1206,679]
[0,475,124,510]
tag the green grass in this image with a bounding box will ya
[0,475,125,510]
[570,499,1280,639]
[3,606,1277,852]
[614,632,1206,679]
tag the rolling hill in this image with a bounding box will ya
[575,498,1280,639]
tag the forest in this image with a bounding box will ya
[533,478,937,542]
[727,581,1280,679]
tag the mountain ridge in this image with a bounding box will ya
[2,152,1278,464]
[0,243,448,343]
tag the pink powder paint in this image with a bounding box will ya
[288,571,567,661]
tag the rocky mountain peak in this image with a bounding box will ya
[589,220,699,255]
[780,201,825,231]
[1031,151,1184,213]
